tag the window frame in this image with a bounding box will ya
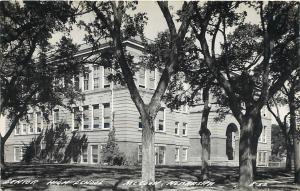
[83,105,91,130]
[91,144,99,164]
[182,122,187,136]
[81,145,88,163]
[182,147,188,161]
[175,122,179,135]
[156,108,165,132]
[175,147,180,162]
[102,103,111,129]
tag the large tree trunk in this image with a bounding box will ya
[200,131,210,180]
[0,136,4,168]
[294,137,300,184]
[251,113,263,178]
[199,87,211,180]
[286,140,293,171]
[289,91,300,184]
[141,114,155,191]
[239,116,254,187]
[0,136,5,179]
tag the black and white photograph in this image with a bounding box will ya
[0,1,299,190]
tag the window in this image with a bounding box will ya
[103,67,111,88]
[14,147,21,162]
[93,105,101,129]
[257,151,267,166]
[258,152,262,164]
[103,103,111,129]
[22,124,27,134]
[156,108,165,132]
[93,66,101,89]
[182,123,187,136]
[73,107,82,130]
[155,146,166,165]
[94,65,100,72]
[91,145,99,164]
[74,76,80,90]
[175,147,180,162]
[182,148,188,161]
[28,113,34,133]
[81,145,88,163]
[94,77,100,89]
[138,67,146,88]
[259,126,267,143]
[83,106,90,130]
[139,116,143,129]
[14,146,26,162]
[15,124,21,135]
[149,70,155,90]
[263,126,267,143]
[84,72,89,91]
[175,122,179,135]
[36,112,42,133]
[138,145,142,163]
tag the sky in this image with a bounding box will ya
[50,1,260,43]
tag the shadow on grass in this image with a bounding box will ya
[1,163,298,191]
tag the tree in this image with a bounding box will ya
[267,81,300,171]
[0,1,84,169]
[270,124,288,160]
[163,35,216,180]
[101,126,126,165]
[191,1,299,187]
[77,2,196,189]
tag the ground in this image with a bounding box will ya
[1,164,299,191]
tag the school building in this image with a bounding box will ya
[3,38,272,166]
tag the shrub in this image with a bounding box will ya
[101,126,126,165]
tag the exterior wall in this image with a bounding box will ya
[188,104,272,166]
[4,89,273,166]
[4,85,191,165]
[3,40,273,167]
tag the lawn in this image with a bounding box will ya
[1,164,299,191]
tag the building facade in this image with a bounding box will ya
[4,39,272,166]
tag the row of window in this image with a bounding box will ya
[76,66,157,91]
[73,103,111,130]
[15,112,44,135]
[15,103,112,135]
[16,106,188,136]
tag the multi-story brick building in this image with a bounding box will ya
[3,38,272,166]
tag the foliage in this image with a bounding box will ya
[101,126,126,166]
[63,131,88,163]
[22,133,43,163]
[271,124,286,157]
[0,1,83,118]
[22,122,88,164]
[0,2,86,167]
[269,155,283,162]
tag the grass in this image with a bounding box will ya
[1,163,300,191]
